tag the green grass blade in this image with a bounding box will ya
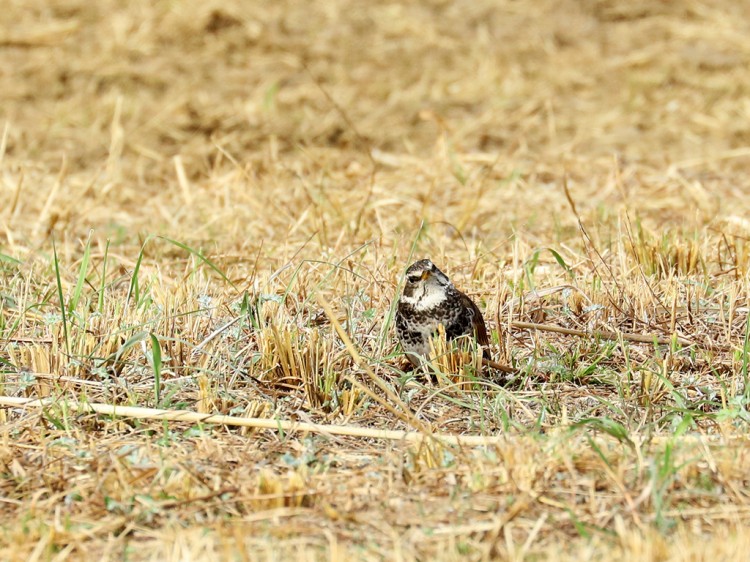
[111,331,149,365]
[573,417,633,447]
[126,236,151,307]
[0,355,17,370]
[98,239,110,314]
[158,236,237,290]
[52,237,71,357]
[0,252,21,265]
[68,230,92,314]
[547,247,573,278]
[149,332,162,406]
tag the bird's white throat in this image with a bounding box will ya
[400,288,447,310]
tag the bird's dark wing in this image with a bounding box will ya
[459,291,491,359]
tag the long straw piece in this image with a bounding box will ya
[509,321,727,350]
[0,395,502,446]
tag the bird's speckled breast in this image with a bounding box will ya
[396,287,474,364]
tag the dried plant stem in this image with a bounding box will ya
[0,395,501,445]
[316,294,431,433]
[510,321,727,351]
[483,358,517,374]
[4,336,54,344]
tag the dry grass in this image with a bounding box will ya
[3,0,750,559]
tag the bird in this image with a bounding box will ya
[395,258,490,369]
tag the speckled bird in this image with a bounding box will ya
[395,258,490,368]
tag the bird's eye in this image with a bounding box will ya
[406,273,422,283]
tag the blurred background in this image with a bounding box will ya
[3,0,749,263]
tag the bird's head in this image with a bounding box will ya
[400,259,452,308]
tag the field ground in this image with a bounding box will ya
[3,0,750,560]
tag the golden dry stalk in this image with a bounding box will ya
[427,324,484,389]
